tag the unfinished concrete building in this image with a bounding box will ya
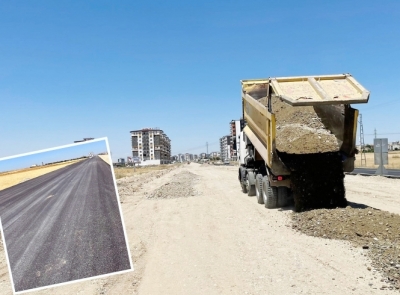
[130,128,171,166]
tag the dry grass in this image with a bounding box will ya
[355,151,400,169]
[0,159,84,191]
[113,163,183,179]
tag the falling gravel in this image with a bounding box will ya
[279,152,347,211]
[292,206,400,290]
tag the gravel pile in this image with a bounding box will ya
[116,168,176,202]
[292,206,400,290]
[146,171,200,199]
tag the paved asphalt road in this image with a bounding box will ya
[352,168,400,177]
[0,157,131,292]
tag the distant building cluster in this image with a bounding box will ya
[357,140,400,152]
[130,128,171,166]
[169,119,244,163]
[170,152,221,163]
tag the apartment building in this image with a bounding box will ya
[230,120,242,161]
[220,135,231,161]
[130,128,171,166]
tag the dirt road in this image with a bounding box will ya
[0,163,399,294]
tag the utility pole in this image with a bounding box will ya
[206,142,208,156]
[359,114,366,166]
[374,129,377,139]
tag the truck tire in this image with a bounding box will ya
[277,186,288,207]
[239,167,248,193]
[246,171,256,196]
[241,182,248,194]
[255,174,264,204]
[238,168,242,182]
[262,176,277,209]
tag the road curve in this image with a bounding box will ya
[0,157,131,292]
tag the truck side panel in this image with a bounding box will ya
[242,92,274,167]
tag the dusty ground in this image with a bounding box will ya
[0,159,84,191]
[0,164,399,294]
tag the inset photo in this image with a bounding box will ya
[0,138,132,294]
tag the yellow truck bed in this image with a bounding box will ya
[241,74,369,174]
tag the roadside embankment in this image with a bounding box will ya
[0,159,84,191]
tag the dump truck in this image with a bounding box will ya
[237,74,369,211]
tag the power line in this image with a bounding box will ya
[175,141,219,154]
[361,99,400,111]
[365,133,400,135]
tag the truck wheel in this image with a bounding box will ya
[277,187,288,207]
[262,176,277,209]
[255,174,264,204]
[239,168,248,193]
[238,168,242,182]
[246,172,256,196]
[241,182,248,194]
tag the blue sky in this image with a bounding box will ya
[1,0,399,161]
[0,139,108,173]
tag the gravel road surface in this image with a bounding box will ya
[0,162,399,294]
[0,156,131,292]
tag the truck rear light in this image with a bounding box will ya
[272,175,285,181]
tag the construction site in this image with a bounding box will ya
[0,74,400,295]
[2,0,400,294]
[0,161,399,294]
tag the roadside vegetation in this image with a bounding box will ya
[355,151,400,169]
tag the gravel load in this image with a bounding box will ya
[292,206,400,290]
[146,171,200,199]
[272,97,341,154]
[258,95,342,154]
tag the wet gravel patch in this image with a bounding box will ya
[145,171,200,199]
[292,206,400,290]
